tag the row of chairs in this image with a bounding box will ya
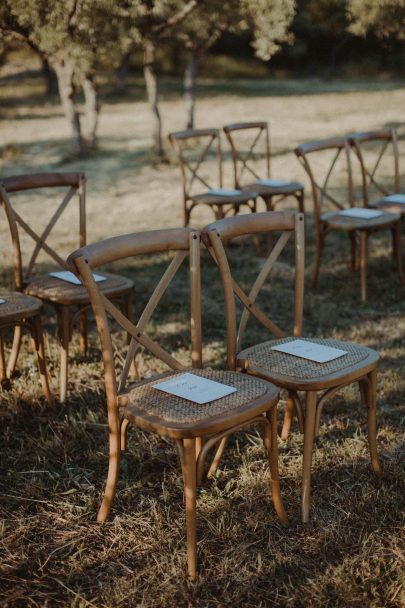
[169,123,405,301]
[0,180,381,577]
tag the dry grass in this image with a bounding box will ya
[0,63,405,607]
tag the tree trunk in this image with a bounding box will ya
[115,50,132,91]
[41,58,58,95]
[53,58,84,154]
[184,50,198,130]
[82,73,99,148]
[143,39,164,158]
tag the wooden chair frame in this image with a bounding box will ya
[0,173,133,402]
[349,128,404,214]
[223,121,305,213]
[202,211,382,522]
[295,136,402,301]
[67,227,287,579]
[168,128,257,226]
[0,292,54,404]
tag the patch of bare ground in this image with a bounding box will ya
[0,66,404,606]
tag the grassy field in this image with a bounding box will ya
[0,61,404,607]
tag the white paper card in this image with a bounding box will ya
[153,372,237,404]
[383,194,405,204]
[338,207,383,220]
[271,339,348,363]
[256,178,290,187]
[208,188,241,196]
[49,271,107,285]
[0,298,5,304]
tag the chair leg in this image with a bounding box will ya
[97,418,122,522]
[359,231,368,302]
[31,316,54,406]
[180,437,197,580]
[297,189,305,214]
[79,310,88,354]
[360,370,382,476]
[281,394,295,440]
[58,306,70,403]
[0,331,7,382]
[312,233,324,288]
[6,325,22,378]
[301,391,317,523]
[206,436,228,479]
[349,232,357,272]
[265,407,288,524]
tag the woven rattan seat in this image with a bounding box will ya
[223,122,304,214]
[168,128,257,225]
[25,272,133,306]
[0,292,53,404]
[67,227,287,580]
[295,136,403,301]
[120,369,273,433]
[202,211,382,523]
[238,338,378,389]
[0,173,134,402]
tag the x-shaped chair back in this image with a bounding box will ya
[223,121,270,188]
[0,173,85,289]
[294,136,354,225]
[202,211,304,371]
[349,128,400,203]
[68,228,202,399]
[169,128,223,201]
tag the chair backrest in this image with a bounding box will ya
[201,211,304,371]
[349,127,400,203]
[168,128,223,201]
[294,136,354,224]
[223,121,270,188]
[67,228,202,411]
[0,172,85,290]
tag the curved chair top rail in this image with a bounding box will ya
[168,128,219,142]
[223,121,268,133]
[67,227,197,271]
[295,135,348,156]
[1,172,84,193]
[349,127,395,143]
[202,211,301,243]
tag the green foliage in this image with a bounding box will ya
[347,0,405,40]
[242,0,296,61]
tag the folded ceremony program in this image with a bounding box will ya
[153,372,237,404]
[208,188,241,197]
[256,178,290,187]
[271,339,348,364]
[338,207,383,220]
[49,271,107,285]
[383,194,405,204]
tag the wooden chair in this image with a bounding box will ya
[202,211,382,523]
[67,227,287,579]
[294,136,403,301]
[349,127,405,218]
[0,173,134,402]
[168,128,257,226]
[223,121,305,213]
[0,292,54,404]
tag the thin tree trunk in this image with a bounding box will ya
[52,58,84,154]
[115,50,132,91]
[82,73,99,148]
[184,50,198,129]
[143,39,164,157]
[41,57,58,95]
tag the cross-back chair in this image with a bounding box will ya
[350,127,405,217]
[0,291,53,404]
[223,121,305,214]
[67,227,287,580]
[0,173,134,402]
[294,136,402,301]
[202,211,382,523]
[168,128,257,226]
